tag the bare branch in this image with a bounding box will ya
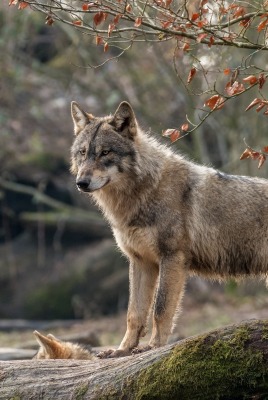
[8,0,268,136]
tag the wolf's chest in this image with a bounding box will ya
[113,226,159,264]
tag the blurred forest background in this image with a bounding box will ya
[0,2,268,349]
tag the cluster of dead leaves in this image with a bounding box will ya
[9,0,28,8]
[245,98,268,114]
[202,71,266,113]
[9,0,268,58]
[240,146,268,169]
[162,123,189,143]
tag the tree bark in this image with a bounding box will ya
[0,319,268,400]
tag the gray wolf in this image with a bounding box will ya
[33,330,96,360]
[70,100,268,357]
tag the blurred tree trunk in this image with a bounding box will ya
[0,320,267,399]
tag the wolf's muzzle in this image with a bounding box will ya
[76,179,90,192]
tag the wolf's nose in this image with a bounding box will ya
[76,180,90,191]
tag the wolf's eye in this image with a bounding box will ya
[80,148,86,156]
[101,150,110,156]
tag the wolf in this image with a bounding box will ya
[70,100,268,357]
[33,330,96,360]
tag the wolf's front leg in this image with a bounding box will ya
[149,253,187,349]
[99,260,158,358]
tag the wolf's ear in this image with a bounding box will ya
[112,101,137,139]
[33,330,54,353]
[71,102,93,135]
[47,333,61,342]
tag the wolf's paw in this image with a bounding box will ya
[131,345,153,355]
[97,348,131,358]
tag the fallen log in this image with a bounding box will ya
[0,319,81,332]
[0,177,111,239]
[20,211,110,239]
[0,319,267,400]
[0,348,36,361]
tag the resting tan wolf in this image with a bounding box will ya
[70,101,268,357]
[33,330,96,360]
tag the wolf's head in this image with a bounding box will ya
[33,330,95,360]
[70,101,138,193]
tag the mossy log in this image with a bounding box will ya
[0,177,111,239]
[20,211,111,239]
[0,319,268,400]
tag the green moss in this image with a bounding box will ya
[102,323,268,400]
[74,383,89,399]
[262,326,268,341]
[89,381,123,400]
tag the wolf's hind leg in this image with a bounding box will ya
[149,253,186,349]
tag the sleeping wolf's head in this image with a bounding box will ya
[70,101,138,193]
